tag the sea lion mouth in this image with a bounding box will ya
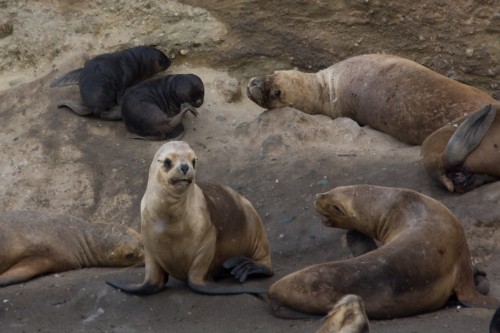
[169,178,193,185]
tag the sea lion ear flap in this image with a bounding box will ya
[444,104,496,166]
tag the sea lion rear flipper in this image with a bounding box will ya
[100,105,122,121]
[105,278,165,295]
[57,100,94,116]
[445,104,497,166]
[223,256,274,282]
[50,68,83,88]
[0,258,53,287]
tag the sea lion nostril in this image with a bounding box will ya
[180,163,189,175]
[249,77,261,86]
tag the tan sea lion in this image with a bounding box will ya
[246,54,496,145]
[106,141,273,295]
[315,295,370,333]
[421,103,500,193]
[268,185,499,319]
[0,210,143,287]
[51,45,171,120]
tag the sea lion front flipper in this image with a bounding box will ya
[0,257,53,287]
[223,256,274,282]
[445,104,496,166]
[186,278,268,295]
[474,265,490,295]
[105,278,165,295]
[57,100,93,116]
[50,68,83,88]
[106,254,167,295]
[345,230,378,257]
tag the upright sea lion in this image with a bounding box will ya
[246,54,496,145]
[421,103,500,192]
[268,185,499,319]
[0,210,143,287]
[121,74,204,140]
[51,45,171,120]
[315,294,370,333]
[106,141,273,295]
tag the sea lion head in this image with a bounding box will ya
[317,294,370,333]
[131,45,172,74]
[172,74,205,108]
[102,225,144,266]
[314,187,356,229]
[246,70,305,109]
[151,140,197,193]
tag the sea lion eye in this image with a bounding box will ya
[125,253,135,259]
[273,90,281,98]
[164,158,172,169]
[332,205,342,213]
[192,158,196,169]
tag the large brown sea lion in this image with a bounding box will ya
[246,54,496,145]
[106,141,273,295]
[50,45,171,120]
[268,185,499,319]
[315,295,370,333]
[0,210,143,287]
[121,74,204,140]
[421,103,500,193]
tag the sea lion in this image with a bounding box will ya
[121,74,204,140]
[268,185,499,319]
[50,45,171,120]
[491,308,500,333]
[246,54,497,145]
[421,103,500,193]
[0,210,143,287]
[106,141,273,295]
[315,295,370,333]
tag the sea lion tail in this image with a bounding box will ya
[50,68,83,87]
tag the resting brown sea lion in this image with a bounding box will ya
[268,185,499,319]
[0,210,143,287]
[51,45,171,120]
[106,141,273,295]
[421,103,500,193]
[121,74,204,140]
[315,295,370,333]
[246,54,496,145]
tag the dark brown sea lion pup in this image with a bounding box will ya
[315,295,370,333]
[268,185,499,319]
[421,103,500,193]
[0,210,143,287]
[246,54,497,145]
[50,45,171,120]
[106,141,273,295]
[121,74,204,140]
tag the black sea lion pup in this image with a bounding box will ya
[268,185,499,319]
[421,103,500,193]
[121,74,204,140]
[106,141,273,295]
[246,54,497,145]
[315,295,370,333]
[51,45,171,120]
[0,210,143,287]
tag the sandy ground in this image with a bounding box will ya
[0,0,499,332]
